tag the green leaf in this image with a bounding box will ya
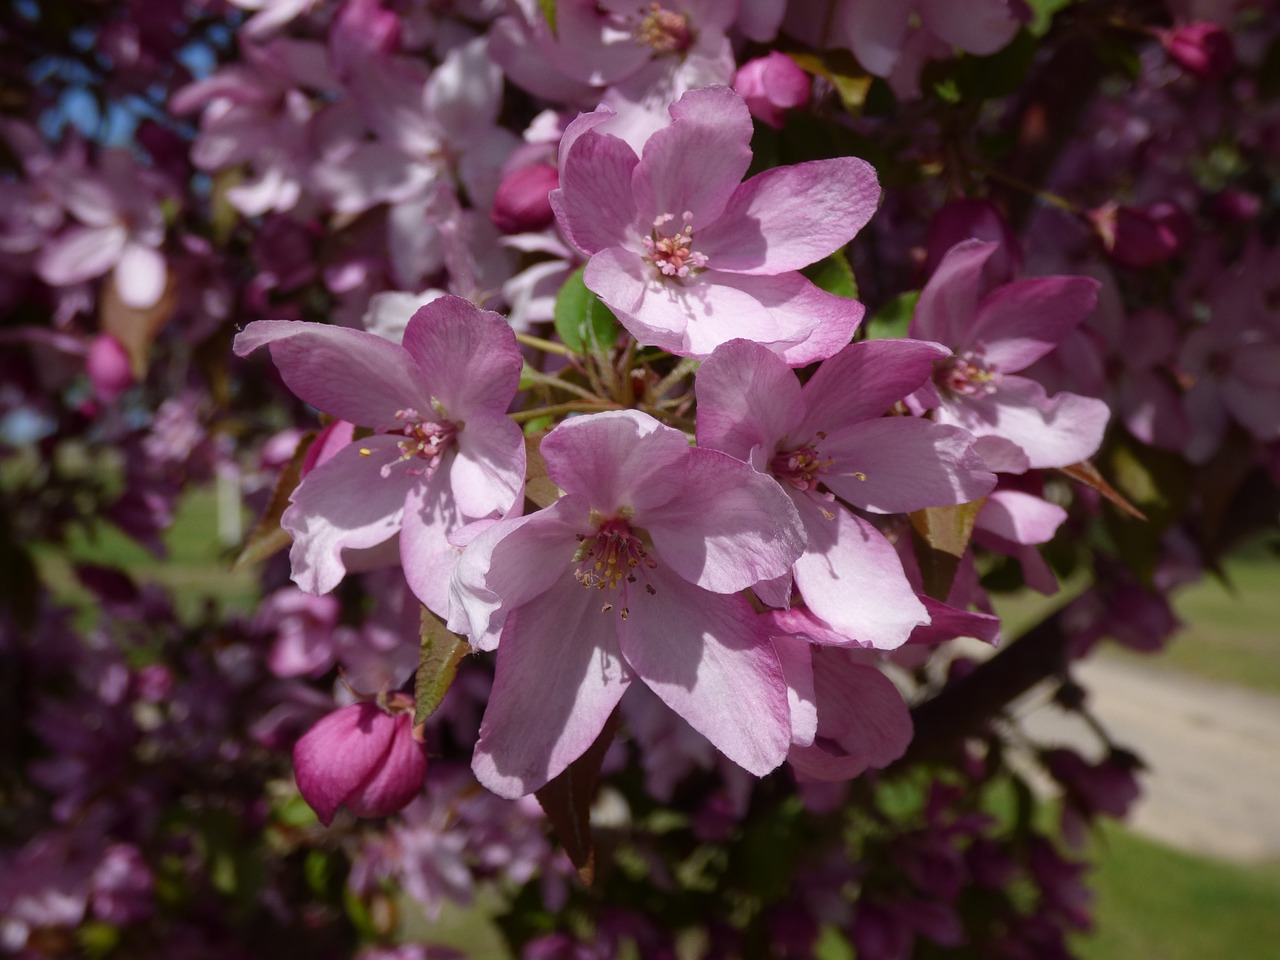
[537,0,556,35]
[787,50,873,114]
[801,249,857,299]
[910,499,986,602]
[863,290,918,340]
[1023,0,1074,36]
[554,265,619,355]
[413,605,468,726]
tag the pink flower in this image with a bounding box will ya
[733,52,810,129]
[1160,22,1234,80]
[491,162,559,233]
[85,333,135,404]
[552,85,879,364]
[293,700,427,826]
[233,295,525,615]
[695,337,995,648]
[908,240,1109,471]
[450,410,805,797]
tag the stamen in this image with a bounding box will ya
[634,3,692,54]
[641,210,709,280]
[937,352,998,398]
[572,514,659,615]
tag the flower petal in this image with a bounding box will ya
[631,85,752,229]
[550,108,639,256]
[114,243,167,309]
[472,575,633,798]
[450,410,526,520]
[820,418,995,514]
[645,447,803,593]
[281,435,411,595]
[695,338,805,461]
[969,276,1100,373]
[976,490,1067,545]
[399,464,461,616]
[799,338,950,432]
[697,157,880,274]
[618,569,790,777]
[233,320,430,427]
[911,239,1000,350]
[791,501,929,650]
[771,632,818,747]
[37,224,127,286]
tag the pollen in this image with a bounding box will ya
[641,211,709,280]
[573,514,659,613]
[375,405,457,478]
[937,352,998,398]
[634,3,692,55]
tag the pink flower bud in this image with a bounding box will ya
[86,333,134,403]
[733,52,811,129]
[490,163,559,234]
[1089,201,1188,269]
[293,701,426,825]
[1160,22,1234,80]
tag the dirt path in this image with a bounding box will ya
[1011,653,1280,863]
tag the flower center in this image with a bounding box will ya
[936,352,997,398]
[770,435,866,518]
[372,407,456,478]
[634,3,692,54]
[640,211,708,280]
[572,510,658,620]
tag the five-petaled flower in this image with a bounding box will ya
[449,410,805,798]
[233,295,526,615]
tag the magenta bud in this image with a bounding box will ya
[491,163,559,234]
[1089,201,1186,269]
[733,52,811,129]
[1160,22,1234,80]
[86,333,135,403]
[293,701,426,826]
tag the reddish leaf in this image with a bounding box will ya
[534,709,619,885]
[1058,460,1146,521]
[413,605,469,734]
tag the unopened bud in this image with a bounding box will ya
[293,701,427,825]
[86,333,135,403]
[1160,22,1234,80]
[1089,201,1188,269]
[491,163,559,234]
[733,52,811,129]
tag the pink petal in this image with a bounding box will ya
[313,142,429,214]
[281,436,411,595]
[923,0,1022,55]
[342,710,427,818]
[771,632,818,747]
[909,596,1001,646]
[472,575,633,798]
[399,465,460,616]
[37,223,126,286]
[821,418,996,514]
[969,276,1100,372]
[400,296,523,418]
[841,0,911,76]
[114,242,166,309]
[293,702,394,826]
[936,376,1110,469]
[695,338,805,462]
[911,239,1000,350]
[787,649,913,782]
[618,569,790,777]
[799,338,950,432]
[233,320,430,428]
[540,410,691,511]
[550,109,639,256]
[631,86,752,229]
[976,490,1067,545]
[644,447,804,594]
[450,410,525,519]
[697,157,880,274]
[791,502,929,650]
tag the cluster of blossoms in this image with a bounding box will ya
[4,0,1280,956]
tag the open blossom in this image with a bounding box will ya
[696,337,995,648]
[552,85,880,364]
[450,410,805,798]
[908,240,1109,472]
[233,295,525,615]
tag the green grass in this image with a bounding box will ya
[1076,821,1280,960]
[1138,554,1280,696]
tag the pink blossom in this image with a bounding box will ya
[696,337,995,647]
[450,410,805,797]
[293,700,427,825]
[1160,21,1234,79]
[491,162,559,233]
[908,240,1109,471]
[552,85,880,364]
[85,333,135,404]
[234,295,525,615]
